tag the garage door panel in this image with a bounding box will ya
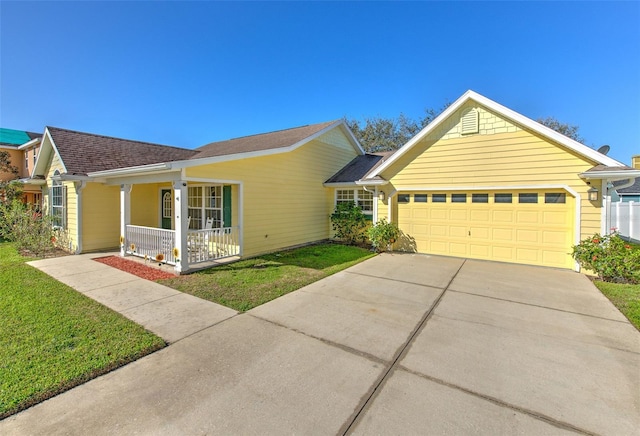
[492,210,514,222]
[516,211,540,224]
[516,229,539,243]
[396,190,574,269]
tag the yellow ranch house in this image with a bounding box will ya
[17,91,640,273]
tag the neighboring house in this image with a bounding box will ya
[20,90,640,273]
[613,155,640,202]
[334,90,639,270]
[0,128,43,206]
[29,121,363,272]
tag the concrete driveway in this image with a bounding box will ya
[2,253,639,435]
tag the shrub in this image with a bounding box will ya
[0,200,55,257]
[330,202,369,245]
[572,232,640,283]
[367,218,400,252]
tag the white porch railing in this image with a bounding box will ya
[125,225,177,265]
[610,201,640,242]
[187,226,240,264]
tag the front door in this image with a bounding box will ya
[161,189,172,229]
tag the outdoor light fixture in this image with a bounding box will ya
[588,187,599,201]
[378,191,386,201]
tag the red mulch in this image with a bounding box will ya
[94,256,176,281]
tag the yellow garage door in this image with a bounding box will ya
[397,191,575,269]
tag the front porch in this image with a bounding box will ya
[124,224,241,266]
[118,179,243,273]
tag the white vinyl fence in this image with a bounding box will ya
[610,201,640,242]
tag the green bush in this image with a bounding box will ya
[572,232,640,283]
[367,218,400,252]
[0,200,55,257]
[330,202,369,245]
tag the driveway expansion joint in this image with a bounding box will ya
[343,270,446,292]
[339,259,467,435]
[396,365,599,436]
[449,288,632,324]
[246,313,387,365]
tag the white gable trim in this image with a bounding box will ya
[370,90,624,178]
[33,128,68,176]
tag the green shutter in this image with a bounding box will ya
[223,185,232,227]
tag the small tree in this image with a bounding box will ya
[0,150,22,204]
[330,202,369,245]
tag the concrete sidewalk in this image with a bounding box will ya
[4,253,639,435]
[27,253,237,343]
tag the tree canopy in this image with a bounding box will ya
[536,116,585,144]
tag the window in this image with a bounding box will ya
[51,179,65,229]
[188,185,223,229]
[519,193,538,203]
[432,194,446,203]
[357,189,373,215]
[25,154,29,169]
[495,193,512,203]
[33,149,37,166]
[472,193,488,203]
[545,193,566,204]
[336,189,373,219]
[452,193,467,203]
[414,194,428,203]
[397,194,410,203]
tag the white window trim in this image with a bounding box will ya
[335,189,374,217]
[187,184,224,229]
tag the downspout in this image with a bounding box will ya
[75,181,86,254]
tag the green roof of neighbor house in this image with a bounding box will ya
[0,128,31,146]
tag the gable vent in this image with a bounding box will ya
[460,108,479,134]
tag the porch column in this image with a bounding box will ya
[120,184,131,257]
[173,181,189,273]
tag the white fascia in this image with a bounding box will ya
[88,162,171,178]
[579,169,640,181]
[355,179,389,186]
[18,137,41,150]
[371,90,624,177]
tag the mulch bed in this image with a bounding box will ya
[94,256,176,281]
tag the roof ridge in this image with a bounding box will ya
[46,126,195,152]
[202,120,339,144]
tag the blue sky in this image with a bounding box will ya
[1,1,638,164]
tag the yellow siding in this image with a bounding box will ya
[131,184,161,227]
[186,133,358,257]
[383,128,601,239]
[82,183,120,251]
[65,181,77,251]
[633,155,639,169]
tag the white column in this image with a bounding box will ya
[120,184,131,256]
[173,181,189,273]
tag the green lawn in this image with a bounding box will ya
[159,243,376,311]
[594,280,640,330]
[0,242,165,419]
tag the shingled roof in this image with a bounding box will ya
[325,151,395,184]
[47,127,198,176]
[192,120,339,159]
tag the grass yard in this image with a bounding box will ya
[594,281,640,330]
[159,242,375,311]
[0,242,166,419]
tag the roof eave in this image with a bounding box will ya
[88,162,171,178]
[579,169,640,181]
[355,179,389,186]
[18,137,41,150]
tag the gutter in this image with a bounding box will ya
[579,169,640,181]
[88,162,170,178]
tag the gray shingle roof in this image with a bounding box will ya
[192,121,338,159]
[48,127,198,175]
[614,178,640,194]
[325,151,394,184]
